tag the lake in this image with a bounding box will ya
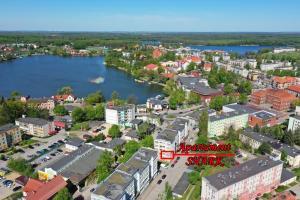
[189,45,274,55]
[0,56,162,103]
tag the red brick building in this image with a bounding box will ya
[287,84,300,97]
[248,111,278,127]
[251,89,297,111]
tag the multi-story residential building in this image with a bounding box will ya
[105,104,135,127]
[0,124,22,151]
[288,114,300,132]
[250,89,297,111]
[271,76,298,89]
[146,98,168,111]
[91,148,157,200]
[201,156,283,200]
[154,117,189,154]
[15,117,54,138]
[240,130,300,167]
[208,110,249,138]
[260,62,285,71]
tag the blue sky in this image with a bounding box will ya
[0,0,299,32]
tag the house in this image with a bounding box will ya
[272,76,298,89]
[94,138,126,152]
[52,94,76,103]
[23,176,67,200]
[240,130,300,167]
[15,117,54,138]
[144,64,159,71]
[177,76,222,103]
[136,104,147,114]
[38,99,56,110]
[288,114,300,132]
[152,49,163,58]
[53,115,72,129]
[124,130,140,142]
[203,62,213,72]
[172,172,189,198]
[287,84,300,97]
[0,124,22,151]
[65,137,84,151]
[250,89,297,111]
[105,104,135,127]
[131,119,143,130]
[146,98,168,111]
[201,156,283,200]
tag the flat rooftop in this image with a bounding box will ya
[156,129,177,143]
[204,156,282,190]
[173,172,189,196]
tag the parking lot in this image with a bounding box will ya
[0,174,23,199]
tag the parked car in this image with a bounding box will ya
[90,188,95,192]
[171,164,175,168]
[13,186,22,192]
[50,153,56,156]
[157,180,162,184]
[162,174,167,179]
[57,149,63,152]
[28,145,34,149]
[3,180,13,187]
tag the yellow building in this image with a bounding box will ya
[0,124,22,151]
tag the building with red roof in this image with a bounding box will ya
[287,84,300,97]
[251,89,297,111]
[23,176,67,200]
[272,76,298,89]
[203,62,213,72]
[162,73,175,79]
[144,64,159,71]
[52,94,75,102]
[152,49,163,59]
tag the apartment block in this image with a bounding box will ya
[251,89,297,111]
[105,104,135,127]
[0,124,22,151]
[15,117,54,138]
[91,148,158,200]
[272,76,298,89]
[240,130,300,167]
[201,156,283,200]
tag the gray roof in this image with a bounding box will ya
[126,130,139,139]
[117,158,148,176]
[93,171,133,200]
[97,138,126,150]
[60,147,103,184]
[134,147,158,162]
[252,111,275,120]
[65,137,84,147]
[209,110,249,122]
[168,118,189,132]
[178,76,221,96]
[156,129,177,143]
[147,98,168,106]
[130,119,143,125]
[64,105,77,112]
[242,130,300,157]
[183,110,200,121]
[173,172,189,196]
[0,123,18,133]
[204,156,282,190]
[106,104,135,111]
[280,168,296,184]
[223,103,261,114]
[16,117,49,126]
[46,144,94,172]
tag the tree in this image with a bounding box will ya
[159,182,173,200]
[238,93,248,105]
[281,150,288,163]
[168,95,177,110]
[188,171,201,185]
[187,92,200,105]
[113,144,123,158]
[96,151,114,183]
[85,91,105,105]
[127,95,138,105]
[108,125,121,138]
[258,142,272,155]
[253,124,260,133]
[163,80,176,96]
[195,135,208,144]
[294,129,300,145]
[7,158,34,177]
[198,110,208,136]
[237,81,252,95]
[186,62,196,72]
[10,91,21,98]
[141,135,154,148]
[283,130,294,145]
[53,105,68,116]
[71,107,86,123]
[224,84,234,95]
[137,122,150,139]
[120,141,140,163]
[227,126,238,141]
[57,86,73,95]
[209,96,226,111]
[111,91,119,101]
[53,188,72,200]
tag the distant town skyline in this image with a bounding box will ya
[0,0,299,32]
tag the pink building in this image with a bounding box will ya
[201,156,283,200]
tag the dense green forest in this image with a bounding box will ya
[1,32,300,47]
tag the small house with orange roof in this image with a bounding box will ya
[272,76,298,89]
[144,64,159,71]
[152,48,163,59]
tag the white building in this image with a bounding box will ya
[201,156,283,200]
[91,148,158,200]
[288,115,300,132]
[15,117,54,138]
[274,47,296,53]
[105,104,135,127]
